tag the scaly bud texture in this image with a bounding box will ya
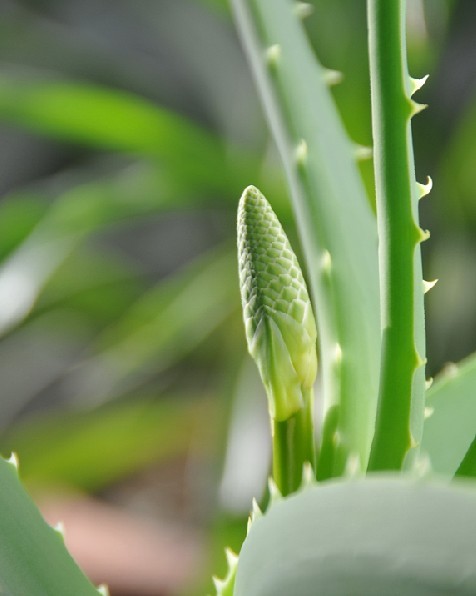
[238,185,317,421]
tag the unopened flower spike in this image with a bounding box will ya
[237,185,318,421]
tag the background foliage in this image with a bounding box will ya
[0,0,475,593]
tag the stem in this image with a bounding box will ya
[367,0,426,470]
[272,389,315,496]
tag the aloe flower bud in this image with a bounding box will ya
[237,185,317,421]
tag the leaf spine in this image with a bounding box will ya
[418,228,431,243]
[294,2,313,19]
[7,452,19,469]
[425,377,434,390]
[321,250,332,274]
[423,279,438,294]
[410,100,428,118]
[417,175,433,199]
[424,406,434,419]
[53,521,65,539]
[97,586,109,596]
[323,68,343,86]
[353,144,373,161]
[295,138,308,166]
[410,74,429,96]
[345,453,362,478]
[267,477,282,502]
[265,44,281,67]
[301,462,315,488]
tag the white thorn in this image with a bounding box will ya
[443,362,458,378]
[295,138,308,166]
[410,100,428,117]
[353,144,373,161]
[301,462,314,487]
[423,279,438,294]
[294,2,313,19]
[323,68,343,86]
[7,453,19,469]
[410,74,429,96]
[246,515,253,534]
[425,377,433,390]
[424,406,434,419]
[266,44,281,67]
[212,576,226,592]
[412,453,432,477]
[97,586,109,596]
[417,175,433,199]
[345,453,362,478]
[251,498,262,518]
[321,250,332,274]
[268,477,282,502]
[225,548,239,568]
[53,521,65,537]
[333,343,342,365]
[419,228,431,243]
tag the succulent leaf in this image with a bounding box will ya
[235,477,476,595]
[237,185,317,421]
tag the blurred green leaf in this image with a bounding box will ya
[0,77,266,195]
[72,246,239,403]
[2,396,214,492]
[421,353,476,477]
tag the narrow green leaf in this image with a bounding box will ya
[2,397,212,492]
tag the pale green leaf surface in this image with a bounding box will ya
[0,457,98,595]
[235,476,476,595]
[2,397,212,492]
[421,353,476,477]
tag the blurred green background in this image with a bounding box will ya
[0,0,475,594]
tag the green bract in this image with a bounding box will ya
[237,185,317,421]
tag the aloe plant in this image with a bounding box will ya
[212,0,476,593]
[0,1,474,594]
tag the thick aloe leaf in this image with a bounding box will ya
[0,456,99,594]
[232,0,380,475]
[2,397,212,492]
[235,476,476,595]
[421,353,476,477]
